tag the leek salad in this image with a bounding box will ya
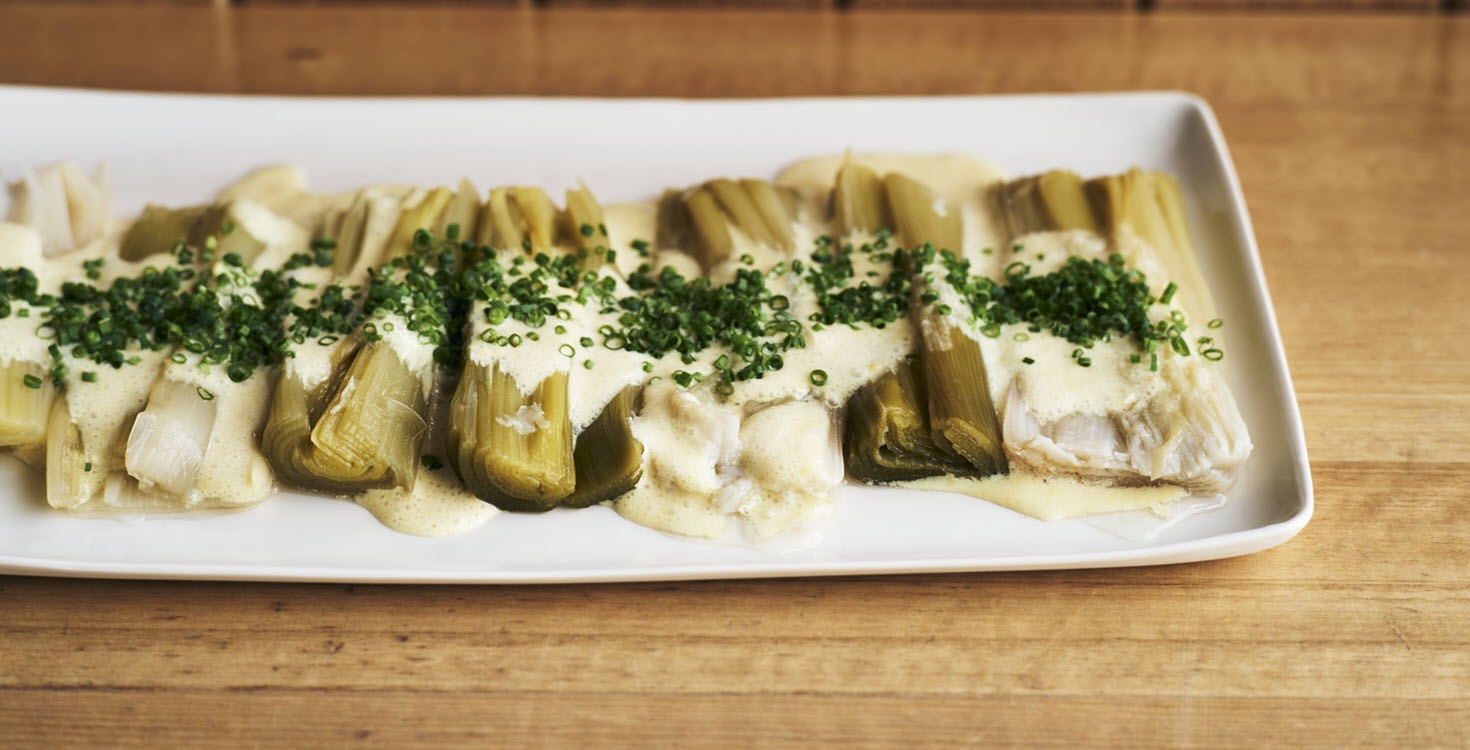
[0,156,1251,541]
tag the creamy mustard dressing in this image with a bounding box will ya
[733,399,843,537]
[615,381,744,539]
[2,155,1243,540]
[907,473,1188,521]
[356,374,499,535]
[356,470,499,536]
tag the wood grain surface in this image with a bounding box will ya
[1,6,1468,748]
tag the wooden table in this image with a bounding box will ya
[1,6,1467,747]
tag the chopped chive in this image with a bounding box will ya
[1170,335,1190,356]
[1160,282,1179,305]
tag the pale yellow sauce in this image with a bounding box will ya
[905,474,1188,521]
[356,473,499,537]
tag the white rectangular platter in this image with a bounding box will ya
[0,87,1312,582]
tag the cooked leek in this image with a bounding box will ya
[0,226,56,454]
[124,377,217,498]
[844,358,974,482]
[123,202,306,506]
[995,168,1249,495]
[261,188,445,495]
[261,337,361,492]
[740,178,799,252]
[1086,168,1216,322]
[261,191,386,490]
[479,186,557,255]
[0,360,55,449]
[119,204,209,261]
[833,161,890,239]
[448,360,574,512]
[5,161,111,255]
[436,178,482,246]
[886,172,963,257]
[888,171,1007,475]
[189,203,269,266]
[308,339,432,489]
[831,161,955,481]
[384,187,453,261]
[683,178,798,270]
[564,385,643,508]
[453,184,631,511]
[915,321,1007,474]
[565,183,612,269]
[44,396,94,508]
[994,169,1099,238]
[683,186,734,270]
[655,189,698,258]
